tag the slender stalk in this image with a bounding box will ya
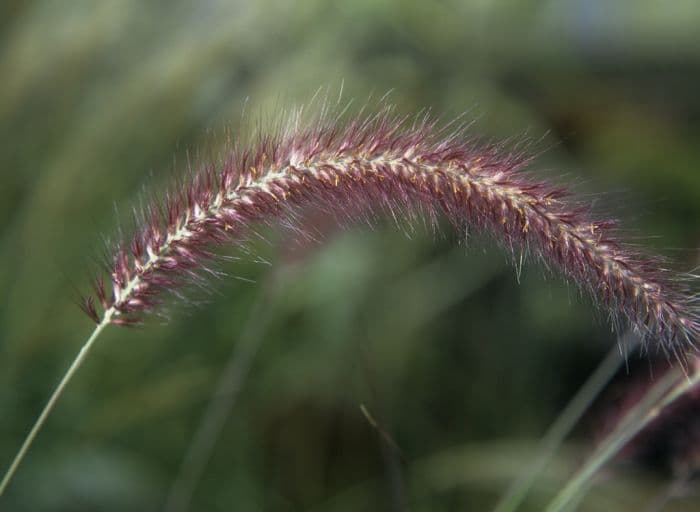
[0,314,112,497]
[545,363,700,512]
[492,333,635,512]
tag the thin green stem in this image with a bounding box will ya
[492,334,634,512]
[545,363,700,512]
[0,316,112,497]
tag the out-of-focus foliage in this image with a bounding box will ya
[0,1,698,510]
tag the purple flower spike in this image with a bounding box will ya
[83,106,699,358]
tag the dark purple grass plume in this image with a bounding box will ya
[594,357,700,478]
[82,105,699,356]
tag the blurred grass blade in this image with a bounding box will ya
[492,332,637,512]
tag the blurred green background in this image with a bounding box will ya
[1,1,699,510]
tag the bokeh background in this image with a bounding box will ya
[1,1,699,511]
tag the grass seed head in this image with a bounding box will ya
[84,105,699,358]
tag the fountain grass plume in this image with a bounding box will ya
[81,104,699,354]
[595,357,700,476]
[2,102,698,498]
